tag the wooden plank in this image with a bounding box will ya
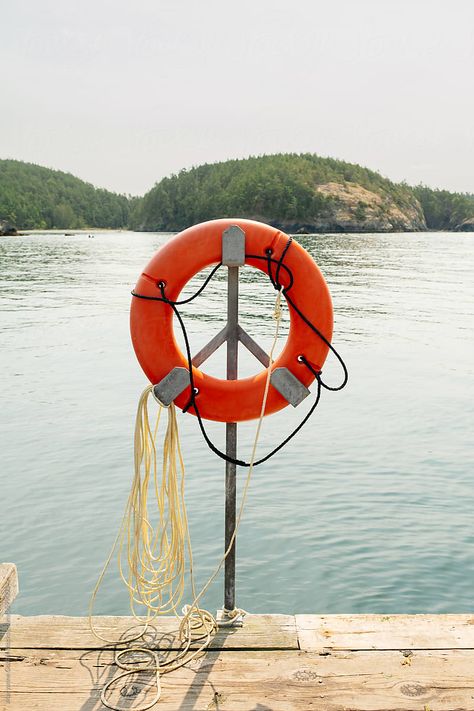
[0,564,18,616]
[0,614,297,651]
[296,613,474,651]
[2,648,474,710]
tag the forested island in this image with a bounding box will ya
[0,160,132,233]
[1,155,473,235]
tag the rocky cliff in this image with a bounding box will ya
[455,217,474,232]
[274,181,426,233]
[0,220,17,236]
[131,154,428,233]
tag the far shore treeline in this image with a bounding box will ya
[1,155,473,234]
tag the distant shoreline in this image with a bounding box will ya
[3,156,473,236]
[12,227,471,236]
[20,228,130,234]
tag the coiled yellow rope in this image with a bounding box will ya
[89,289,283,710]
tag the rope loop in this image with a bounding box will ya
[92,235,348,709]
[91,285,286,710]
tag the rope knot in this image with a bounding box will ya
[273,289,283,321]
[219,607,247,627]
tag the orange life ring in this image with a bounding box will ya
[130,218,333,422]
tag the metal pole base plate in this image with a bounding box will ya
[216,608,245,627]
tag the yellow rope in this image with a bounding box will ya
[89,288,283,710]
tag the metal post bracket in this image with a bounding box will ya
[222,225,245,266]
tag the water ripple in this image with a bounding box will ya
[1,230,473,615]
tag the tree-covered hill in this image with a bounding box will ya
[0,159,131,230]
[413,185,474,231]
[1,155,473,234]
[129,153,428,233]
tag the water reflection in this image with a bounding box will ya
[1,230,473,616]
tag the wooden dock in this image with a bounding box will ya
[2,611,474,710]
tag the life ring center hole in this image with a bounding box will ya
[173,265,290,379]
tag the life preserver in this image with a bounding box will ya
[130,218,333,422]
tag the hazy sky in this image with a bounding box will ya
[1,0,473,195]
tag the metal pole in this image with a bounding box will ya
[224,266,239,612]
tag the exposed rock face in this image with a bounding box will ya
[272,182,426,233]
[0,220,17,236]
[455,217,474,232]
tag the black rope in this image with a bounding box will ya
[284,292,348,391]
[276,235,293,286]
[266,235,293,290]
[266,249,278,290]
[159,283,325,468]
[247,250,348,391]
[131,240,348,466]
[132,262,223,305]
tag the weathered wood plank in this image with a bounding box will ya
[2,648,474,710]
[296,613,474,651]
[0,564,18,616]
[0,614,297,651]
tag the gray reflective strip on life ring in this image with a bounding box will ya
[153,367,190,407]
[270,367,310,407]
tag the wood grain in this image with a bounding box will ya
[3,614,474,710]
[2,648,474,710]
[0,614,297,651]
[0,564,18,617]
[295,613,474,651]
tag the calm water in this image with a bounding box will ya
[1,230,473,616]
